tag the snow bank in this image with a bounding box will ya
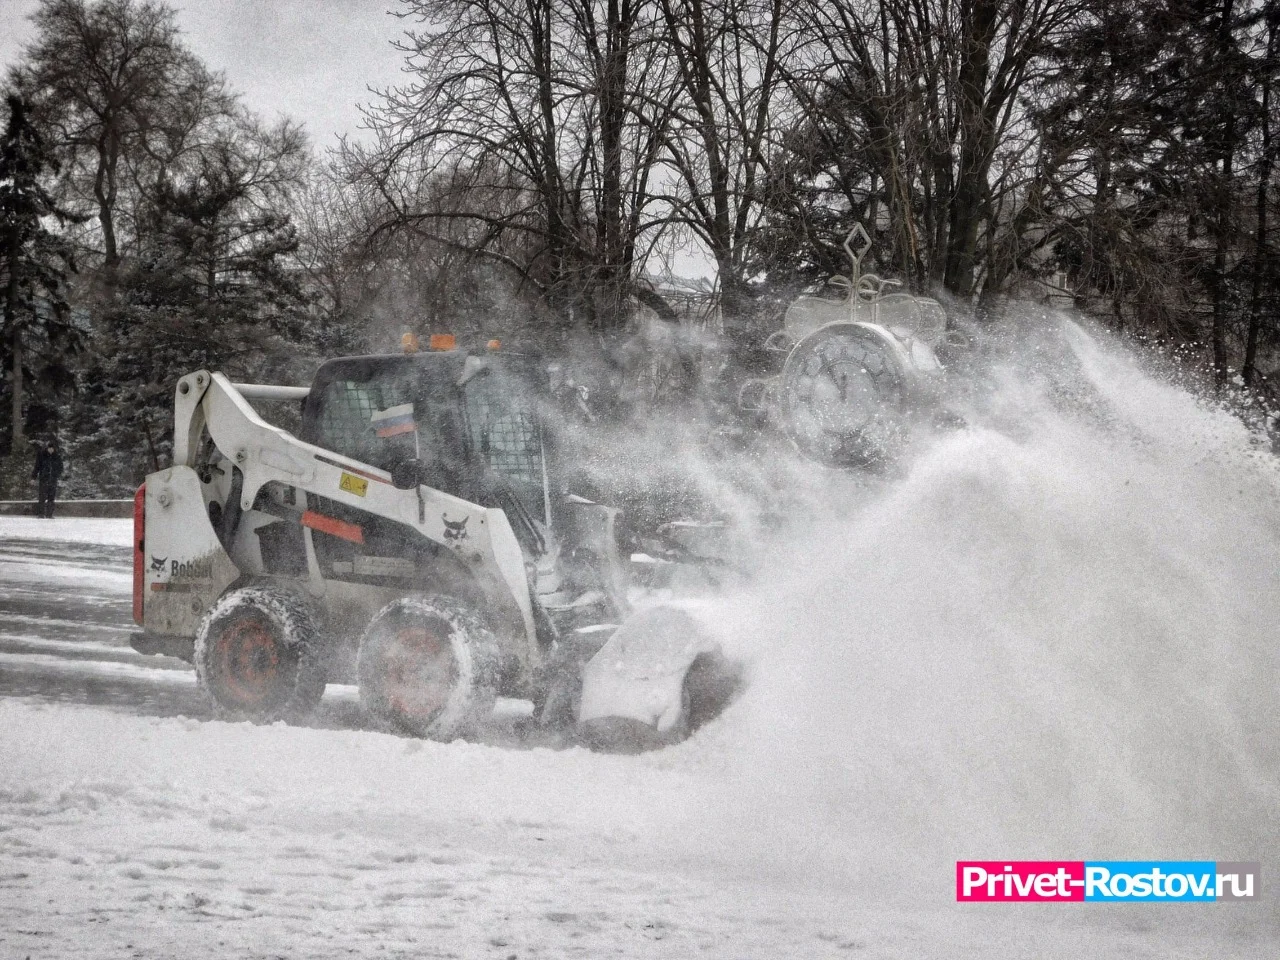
[0,516,132,547]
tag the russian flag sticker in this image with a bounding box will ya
[372,403,416,438]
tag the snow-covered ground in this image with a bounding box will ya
[2,697,1272,960]
[3,320,1279,957]
[0,516,133,546]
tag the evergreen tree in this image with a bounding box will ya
[0,92,78,454]
[70,113,312,487]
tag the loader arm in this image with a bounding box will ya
[173,370,540,671]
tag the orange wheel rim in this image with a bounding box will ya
[212,616,287,709]
[381,625,456,722]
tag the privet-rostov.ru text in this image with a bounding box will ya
[955,862,1260,902]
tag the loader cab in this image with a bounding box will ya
[301,350,551,545]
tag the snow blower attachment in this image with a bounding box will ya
[740,223,952,466]
[130,349,736,750]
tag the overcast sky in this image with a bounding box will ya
[0,0,409,148]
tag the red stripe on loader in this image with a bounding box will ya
[301,510,365,545]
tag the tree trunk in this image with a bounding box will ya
[1244,21,1275,386]
[1211,124,1237,385]
[591,0,632,331]
[531,0,572,320]
[942,0,999,303]
[1211,0,1238,386]
[4,236,22,448]
[9,331,22,450]
[94,131,121,273]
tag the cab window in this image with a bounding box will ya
[314,378,415,471]
[463,370,545,522]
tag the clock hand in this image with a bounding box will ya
[825,364,844,396]
[825,364,850,403]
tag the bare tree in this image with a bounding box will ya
[10,0,233,276]
[773,0,1090,305]
[351,0,681,331]
[651,0,798,342]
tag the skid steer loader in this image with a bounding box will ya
[129,345,736,749]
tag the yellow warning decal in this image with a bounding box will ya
[339,472,368,497]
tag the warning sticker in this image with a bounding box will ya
[339,472,369,497]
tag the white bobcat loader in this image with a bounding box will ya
[129,346,736,749]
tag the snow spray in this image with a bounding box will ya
[667,316,1279,932]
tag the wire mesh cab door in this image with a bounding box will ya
[459,358,550,556]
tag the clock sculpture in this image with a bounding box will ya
[741,224,950,467]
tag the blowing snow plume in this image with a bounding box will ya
[679,315,1279,926]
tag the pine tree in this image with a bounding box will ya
[0,92,78,455]
[70,113,311,486]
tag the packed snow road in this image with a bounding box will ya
[0,523,209,721]
[0,522,887,959]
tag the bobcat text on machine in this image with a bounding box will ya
[129,340,735,749]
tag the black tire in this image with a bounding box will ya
[577,660,738,754]
[682,650,742,733]
[356,595,500,741]
[194,583,328,723]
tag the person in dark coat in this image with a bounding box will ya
[32,438,63,519]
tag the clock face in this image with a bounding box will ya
[780,327,904,465]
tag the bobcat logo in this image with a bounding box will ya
[442,515,469,543]
[150,556,168,573]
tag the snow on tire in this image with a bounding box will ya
[357,595,500,741]
[194,583,328,723]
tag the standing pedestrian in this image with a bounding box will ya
[32,437,63,518]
